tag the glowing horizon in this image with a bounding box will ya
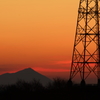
[0,0,80,79]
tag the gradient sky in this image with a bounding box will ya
[0,0,80,79]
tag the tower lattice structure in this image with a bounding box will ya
[69,0,100,85]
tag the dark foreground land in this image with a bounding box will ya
[0,78,100,100]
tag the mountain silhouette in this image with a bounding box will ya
[0,68,52,86]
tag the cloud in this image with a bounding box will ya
[53,60,71,65]
[0,64,30,75]
[33,67,70,72]
[0,62,71,75]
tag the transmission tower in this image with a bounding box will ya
[69,0,100,85]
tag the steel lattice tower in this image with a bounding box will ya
[69,0,100,85]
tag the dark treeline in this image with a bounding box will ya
[0,78,100,100]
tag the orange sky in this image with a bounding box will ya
[0,0,80,79]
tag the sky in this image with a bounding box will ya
[0,0,80,80]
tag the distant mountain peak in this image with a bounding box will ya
[16,67,35,73]
[22,67,34,71]
[0,67,52,86]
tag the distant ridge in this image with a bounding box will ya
[0,68,52,86]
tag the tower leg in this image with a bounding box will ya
[80,79,86,87]
[67,79,73,87]
[98,79,100,87]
